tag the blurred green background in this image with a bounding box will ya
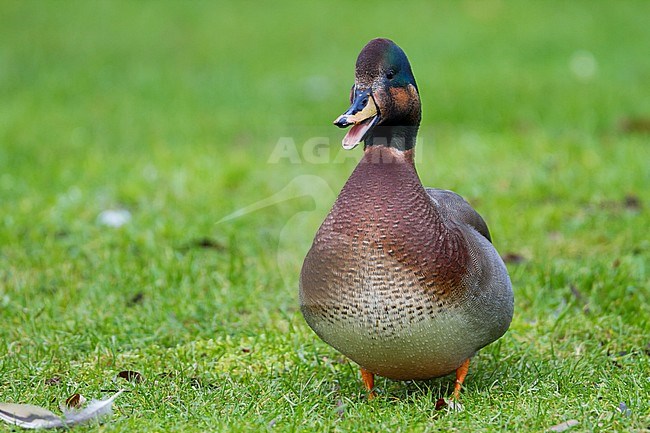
[1,1,649,431]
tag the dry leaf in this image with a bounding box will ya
[434,398,447,410]
[618,117,650,134]
[44,376,61,386]
[116,370,143,383]
[127,292,145,306]
[179,238,226,251]
[64,394,86,410]
[623,194,642,210]
[501,252,526,264]
[192,238,225,250]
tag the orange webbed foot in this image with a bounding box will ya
[446,358,470,411]
[453,357,470,400]
[360,368,376,400]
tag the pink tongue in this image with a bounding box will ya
[342,118,375,149]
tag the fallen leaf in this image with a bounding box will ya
[64,394,86,410]
[180,238,226,251]
[618,117,650,134]
[197,238,225,250]
[501,252,526,264]
[54,230,69,239]
[127,292,145,307]
[45,376,61,386]
[434,398,447,410]
[623,194,642,210]
[549,419,579,432]
[116,370,143,384]
[593,195,643,212]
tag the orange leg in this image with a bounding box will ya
[360,368,376,400]
[452,358,471,400]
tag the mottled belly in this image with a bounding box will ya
[300,240,478,380]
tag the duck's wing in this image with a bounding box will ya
[425,188,492,242]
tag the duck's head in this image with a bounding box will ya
[334,38,421,151]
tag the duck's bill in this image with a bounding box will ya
[341,115,379,149]
[333,91,379,149]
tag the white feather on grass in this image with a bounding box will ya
[0,390,123,429]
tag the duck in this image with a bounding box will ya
[299,38,514,400]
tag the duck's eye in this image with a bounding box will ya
[386,69,396,80]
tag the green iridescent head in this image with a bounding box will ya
[334,38,422,151]
[354,38,418,92]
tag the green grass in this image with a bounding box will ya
[1,1,649,431]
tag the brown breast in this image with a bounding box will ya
[302,146,470,306]
[299,147,479,379]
